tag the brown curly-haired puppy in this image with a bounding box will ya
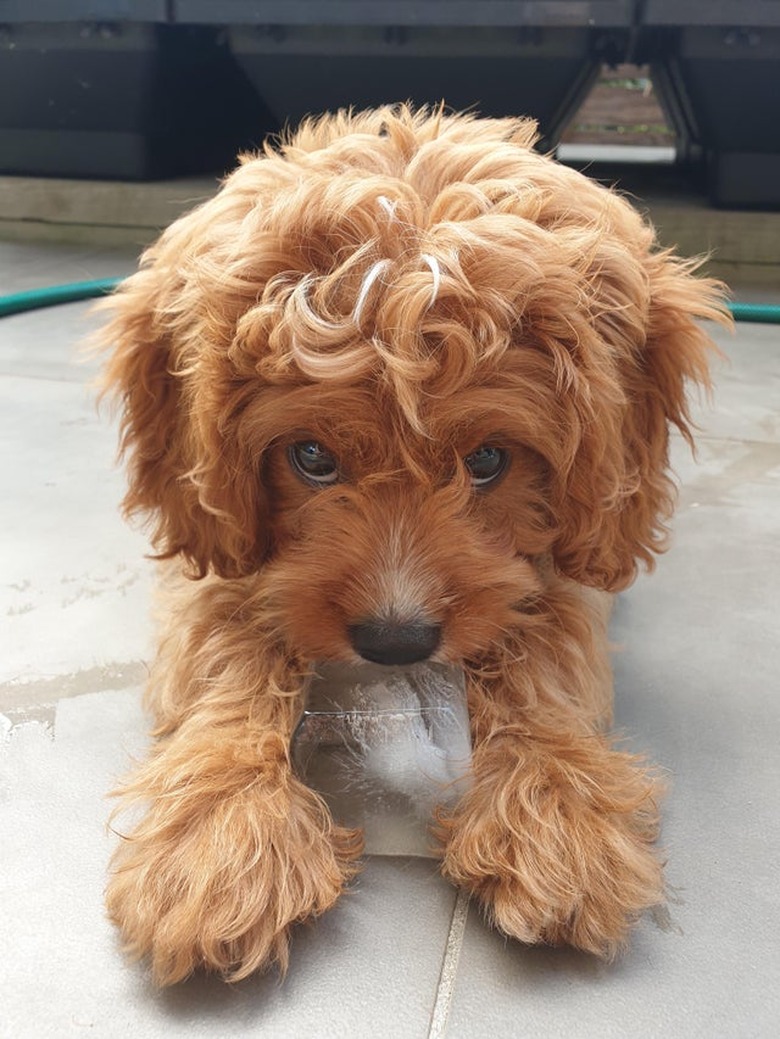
[99,106,727,985]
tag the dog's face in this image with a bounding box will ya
[256,381,550,666]
[100,107,724,669]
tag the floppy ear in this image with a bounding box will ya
[550,246,729,592]
[97,230,269,580]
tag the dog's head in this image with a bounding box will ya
[99,106,726,667]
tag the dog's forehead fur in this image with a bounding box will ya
[148,107,657,434]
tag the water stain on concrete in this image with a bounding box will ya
[680,438,780,508]
[0,660,148,732]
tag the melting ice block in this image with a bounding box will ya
[292,661,473,857]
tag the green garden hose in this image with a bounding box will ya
[727,302,780,324]
[0,277,778,323]
[0,277,121,317]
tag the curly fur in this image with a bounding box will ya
[97,105,729,985]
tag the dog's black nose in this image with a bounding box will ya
[348,619,442,666]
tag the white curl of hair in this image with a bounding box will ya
[377,195,398,220]
[420,253,442,308]
[353,259,393,325]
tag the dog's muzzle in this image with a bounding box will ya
[348,618,442,666]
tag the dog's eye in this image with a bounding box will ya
[289,441,340,486]
[464,445,507,487]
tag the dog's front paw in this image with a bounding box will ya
[439,753,664,957]
[107,778,362,985]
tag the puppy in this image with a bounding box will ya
[99,105,727,985]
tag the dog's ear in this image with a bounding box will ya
[97,239,268,580]
[550,246,729,592]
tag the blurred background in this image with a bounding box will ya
[0,0,776,200]
[1,1,779,283]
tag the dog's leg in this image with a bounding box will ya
[107,693,362,986]
[439,719,663,957]
[439,586,664,957]
[106,583,362,986]
[106,702,362,986]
